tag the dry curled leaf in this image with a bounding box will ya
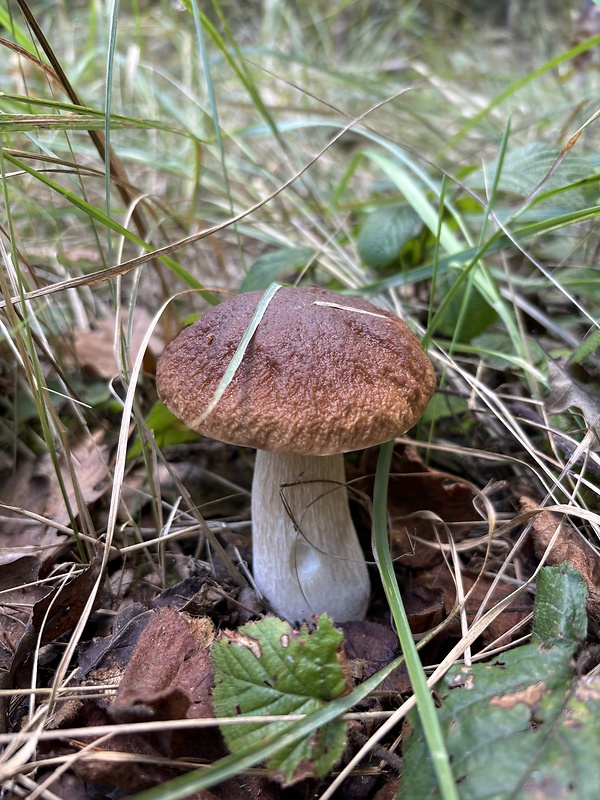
[519,493,600,621]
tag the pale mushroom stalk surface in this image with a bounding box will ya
[252,450,370,624]
[156,286,436,624]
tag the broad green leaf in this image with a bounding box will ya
[553,267,600,301]
[419,393,469,426]
[532,563,588,648]
[357,205,421,270]
[211,614,350,785]
[470,331,546,371]
[434,274,497,343]
[398,565,593,800]
[468,143,597,209]
[240,246,315,292]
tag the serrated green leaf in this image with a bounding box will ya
[357,204,421,270]
[468,143,597,209]
[399,565,594,800]
[240,247,316,292]
[532,563,588,649]
[211,614,349,785]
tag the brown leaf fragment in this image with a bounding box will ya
[0,553,49,673]
[0,460,58,554]
[519,493,600,621]
[76,603,151,679]
[42,430,110,528]
[110,606,215,724]
[408,569,533,648]
[403,585,446,635]
[352,446,480,573]
[49,609,219,792]
[68,307,161,379]
[341,620,410,696]
[0,552,102,732]
[0,551,42,598]
[372,778,401,800]
[32,549,103,644]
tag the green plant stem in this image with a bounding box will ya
[373,440,458,800]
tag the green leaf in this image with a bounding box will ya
[532,563,588,649]
[470,331,546,371]
[399,565,594,800]
[357,205,420,270]
[553,267,600,301]
[572,330,600,366]
[468,143,597,209]
[240,246,315,292]
[128,401,200,459]
[211,614,350,785]
[434,274,498,343]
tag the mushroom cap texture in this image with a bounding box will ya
[156,287,436,455]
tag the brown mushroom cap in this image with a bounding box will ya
[156,287,436,455]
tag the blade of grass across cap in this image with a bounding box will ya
[195,283,283,427]
[372,440,459,800]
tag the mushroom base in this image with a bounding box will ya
[251,451,371,624]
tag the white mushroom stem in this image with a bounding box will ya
[251,451,371,624]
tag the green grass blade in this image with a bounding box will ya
[440,34,600,155]
[196,282,282,424]
[104,0,120,262]
[373,440,458,800]
[0,150,210,294]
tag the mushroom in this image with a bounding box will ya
[156,286,436,624]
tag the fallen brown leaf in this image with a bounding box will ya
[341,619,410,697]
[50,607,220,791]
[0,460,59,554]
[519,492,600,621]
[352,446,480,573]
[32,549,103,644]
[68,307,161,379]
[408,568,533,648]
[111,606,215,724]
[42,430,110,529]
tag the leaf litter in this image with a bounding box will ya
[0,434,598,798]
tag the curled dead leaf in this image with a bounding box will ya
[519,493,600,622]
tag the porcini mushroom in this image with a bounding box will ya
[156,286,436,624]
